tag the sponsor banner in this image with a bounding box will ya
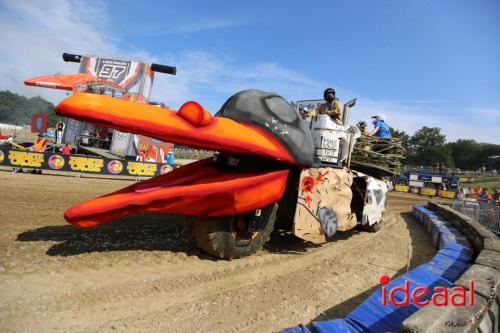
[419,174,432,181]
[135,135,173,163]
[295,99,323,112]
[31,113,48,133]
[431,176,443,183]
[409,174,419,181]
[409,180,424,188]
[0,147,177,177]
[79,55,153,102]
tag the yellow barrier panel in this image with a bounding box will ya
[395,184,410,192]
[438,190,456,199]
[421,187,437,196]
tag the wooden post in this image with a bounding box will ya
[406,240,413,272]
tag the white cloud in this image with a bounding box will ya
[0,0,320,113]
[149,50,322,112]
[0,0,118,102]
[173,19,240,34]
[134,19,241,36]
[349,98,500,144]
[1,0,498,144]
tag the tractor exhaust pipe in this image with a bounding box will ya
[151,63,177,76]
[342,98,356,126]
[62,53,83,63]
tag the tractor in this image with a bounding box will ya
[24,53,397,259]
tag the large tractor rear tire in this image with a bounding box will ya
[185,203,278,260]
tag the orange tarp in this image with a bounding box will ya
[64,158,289,227]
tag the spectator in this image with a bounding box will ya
[493,188,499,204]
[370,114,391,138]
[478,188,487,200]
[356,121,369,135]
[299,106,310,119]
[55,120,64,144]
[468,187,475,197]
[441,182,448,191]
[31,134,47,152]
[60,143,71,155]
[314,88,343,125]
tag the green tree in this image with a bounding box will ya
[449,139,500,170]
[390,127,410,161]
[0,90,57,127]
[407,127,453,167]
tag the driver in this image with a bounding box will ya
[315,88,343,125]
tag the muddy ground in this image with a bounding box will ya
[0,171,432,332]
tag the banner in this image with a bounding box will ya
[135,135,173,163]
[0,146,177,177]
[295,99,324,112]
[79,55,154,102]
[31,113,48,133]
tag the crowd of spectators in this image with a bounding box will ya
[458,186,499,205]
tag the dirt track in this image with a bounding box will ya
[1,172,433,332]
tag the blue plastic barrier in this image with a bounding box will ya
[310,319,362,333]
[280,205,473,333]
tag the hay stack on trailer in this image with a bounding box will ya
[351,135,405,177]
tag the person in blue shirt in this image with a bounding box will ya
[370,113,391,138]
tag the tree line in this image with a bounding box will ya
[1,90,498,170]
[391,127,500,171]
[0,90,57,127]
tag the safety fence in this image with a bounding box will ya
[452,199,500,236]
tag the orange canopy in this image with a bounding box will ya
[24,73,119,91]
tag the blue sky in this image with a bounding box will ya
[1,0,499,143]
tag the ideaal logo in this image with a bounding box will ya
[379,274,474,307]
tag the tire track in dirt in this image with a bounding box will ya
[0,173,434,332]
